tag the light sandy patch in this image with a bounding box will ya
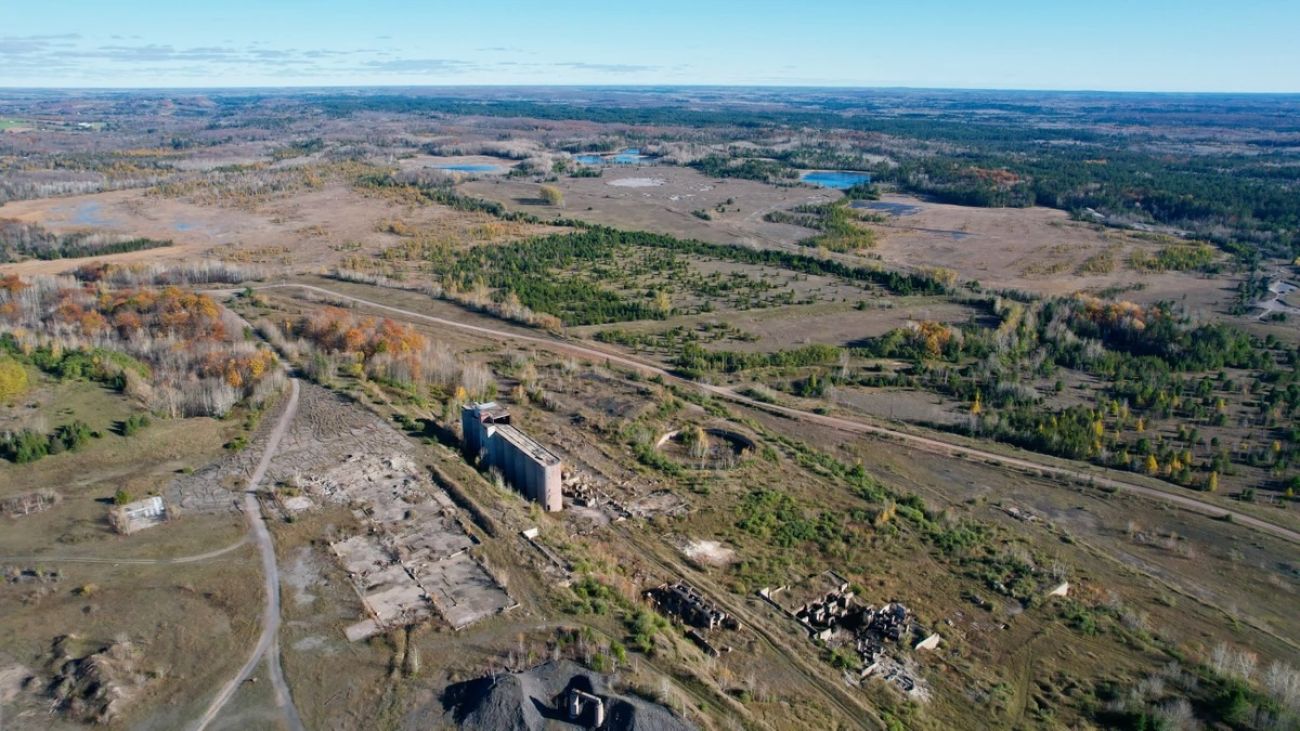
[682,539,736,567]
[607,177,666,188]
[0,662,30,703]
[283,547,320,608]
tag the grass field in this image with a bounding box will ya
[0,376,261,729]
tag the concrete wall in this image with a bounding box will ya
[461,405,489,460]
[463,403,562,512]
[480,424,562,512]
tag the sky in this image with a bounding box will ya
[2,0,1298,92]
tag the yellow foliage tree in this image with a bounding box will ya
[1207,471,1220,492]
[1144,454,1159,475]
[0,358,28,401]
[653,290,672,315]
[539,185,564,207]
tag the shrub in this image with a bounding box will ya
[2,429,49,463]
[539,184,564,207]
[121,412,152,436]
[54,420,95,451]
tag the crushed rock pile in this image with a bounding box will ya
[436,660,696,731]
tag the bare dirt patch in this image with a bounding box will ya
[679,538,737,568]
[607,177,666,188]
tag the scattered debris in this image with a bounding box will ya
[4,566,61,585]
[999,503,1042,524]
[43,635,154,725]
[2,489,60,518]
[763,572,931,699]
[625,490,689,519]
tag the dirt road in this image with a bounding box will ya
[192,378,305,731]
[0,537,248,565]
[259,282,1300,546]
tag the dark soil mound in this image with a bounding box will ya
[435,660,696,731]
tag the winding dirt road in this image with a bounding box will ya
[192,378,305,731]
[259,282,1300,546]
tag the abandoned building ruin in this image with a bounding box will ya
[109,496,168,534]
[763,574,933,696]
[2,489,59,518]
[646,581,739,632]
[565,687,606,728]
[462,402,563,512]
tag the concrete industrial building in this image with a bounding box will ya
[462,402,563,512]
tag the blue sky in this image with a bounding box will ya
[2,0,1298,91]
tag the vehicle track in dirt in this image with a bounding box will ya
[191,378,305,731]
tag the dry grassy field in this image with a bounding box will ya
[0,377,262,730]
[3,88,1297,731]
[463,165,836,248]
[862,194,1237,307]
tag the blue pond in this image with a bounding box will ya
[437,164,501,173]
[801,171,871,190]
[72,201,107,226]
[576,149,653,166]
[612,148,650,164]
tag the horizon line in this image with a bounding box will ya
[2,83,1299,97]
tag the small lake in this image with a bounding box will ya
[436,164,502,173]
[72,201,107,226]
[800,171,870,190]
[576,148,654,166]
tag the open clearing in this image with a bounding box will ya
[865,193,1237,307]
[0,181,543,277]
[463,164,836,249]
